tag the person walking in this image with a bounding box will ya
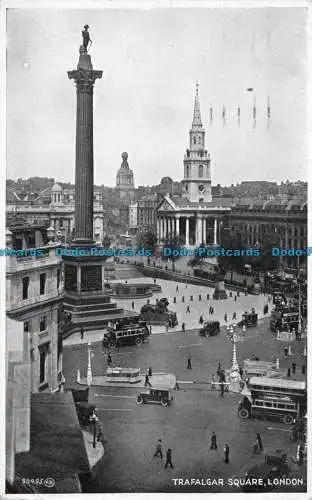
[145,373,152,387]
[107,351,112,365]
[80,326,85,340]
[292,362,296,374]
[187,356,192,369]
[153,439,163,459]
[199,315,204,325]
[186,305,191,314]
[234,295,237,302]
[302,364,306,375]
[232,312,236,320]
[256,433,263,452]
[182,322,185,332]
[220,381,225,397]
[164,448,174,469]
[182,296,185,303]
[176,285,179,293]
[224,313,227,323]
[148,367,152,377]
[154,278,156,284]
[224,443,230,463]
[207,293,210,300]
[211,306,214,314]
[173,297,176,304]
[132,301,135,310]
[287,368,291,377]
[210,432,217,450]
[284,346,289,358]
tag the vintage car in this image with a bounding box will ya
[238,312,258,328]
[199,321,220,337]
[136,386,173,407]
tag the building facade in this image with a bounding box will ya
[116,152,135,201]
[6,225,64,394]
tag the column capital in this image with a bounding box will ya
[68,69,103,93]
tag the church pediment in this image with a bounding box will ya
[157,198,176,212]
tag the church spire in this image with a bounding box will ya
[192,82,202,129]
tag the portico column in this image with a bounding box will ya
[196,215,202,245]
[213,218,218,245]
[185,217,190,246]
[161,217,164,241]
[156,218,160,241]
[176,215,180,238]
[203,217,207,244]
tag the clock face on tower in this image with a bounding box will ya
[198,184,204,192]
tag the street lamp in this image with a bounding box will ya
[87,341,93,386]
[89,410,99,449]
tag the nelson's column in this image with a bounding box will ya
[63,26,133,328]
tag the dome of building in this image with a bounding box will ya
[51,183,63,192]
[160,177,173,184]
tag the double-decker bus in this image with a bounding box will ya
[102,320,150,348]
[106,367,141,383]
[270,309,299,332]
[238,377,306,425]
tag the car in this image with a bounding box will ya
[136,386,173,407]
[199,321,220,337]
[238,312,258,328]
[242,454,290,492]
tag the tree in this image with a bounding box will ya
[102,234,111,248]
[218,228,246,276]
[162,233,183,272]
[136,230,158,254]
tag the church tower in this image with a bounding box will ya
[181,83,212,203]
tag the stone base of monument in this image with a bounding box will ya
[228,380,242,393]
[213,275,228,300]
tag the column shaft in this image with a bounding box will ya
[185,217,190,246]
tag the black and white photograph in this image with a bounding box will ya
[2,1,309,495]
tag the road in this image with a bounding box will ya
[63,318,307,493]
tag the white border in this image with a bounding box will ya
[0,2,310,500]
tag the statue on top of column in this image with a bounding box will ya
[82,25,92,51]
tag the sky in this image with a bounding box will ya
[6,7,308,187]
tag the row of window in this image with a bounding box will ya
[240,224,306,237]
[185,165,206,178]
[24,321,49,384]
[22,269,60,300]
[116,329,144,337]
[253,399,296,410]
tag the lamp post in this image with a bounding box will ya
[89,410,99,449]
[87,341,93,386]
[227,323,243,389]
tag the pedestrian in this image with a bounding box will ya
[207,293,210,300]
[237,292,240,298]
[284,346,289,358]
[229,292,232,298]
[173,297,176,304]
[176,285,179,293]
[145,373,152,387]
[190,295,193,301]
[80,326,85,340]
[154,278,156,284]
[256,433,263,452]
[187,356,192,369]
[199,294,201,301]
[224,443,230,464]
[164,448,174,469]
[199,315,204,325]
[148,367,152,377]
[298,445,304,466]
[239,366,244,378]
[211,307,214,314]
[182,322,185,332]
[182,296,185,303]
[234,295,237,302]
[287,368,291,377]
[292,362,296,374]
[210,432,217,450]
[224,313,227,323]
[217,361,222,377]
[153,439,163,459]
[219,369,226,383]
[107,351,112,365]
[149,326,152,335]
[220,381,224,397]
[232,312,236,320]
[302,365,306,375]
[186,305,191,314]
[132,301,135,309]
[166,323,169,332]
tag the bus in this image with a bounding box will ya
[106,367,141,383]
[270,309,299,332]
[238,377,306,425]
[102,320,150,348]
